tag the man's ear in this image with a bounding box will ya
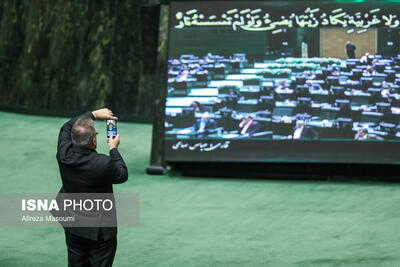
[92,137,97,148]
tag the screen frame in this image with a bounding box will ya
[163,0,400,165]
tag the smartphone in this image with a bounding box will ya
[106,120,117,138]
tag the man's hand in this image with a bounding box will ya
[108,134,120,150]
[92,108,118,121]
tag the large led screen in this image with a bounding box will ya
[164,0,400,164]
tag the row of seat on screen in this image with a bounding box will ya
[168,53,246,82]
[166,88,400,124]
[166,54,400,139]
[169,55,400,109]
[165,109,399,139]
[168,70,400,101]
[169,63,399,90]
[218,82,400,108]
[172,101,397,124]
[167,53,400,94]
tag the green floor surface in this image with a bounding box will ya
[0,111,400,267]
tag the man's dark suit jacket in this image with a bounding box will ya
[240,121,260,136]
[56,111,128,241]
[292,126,318,140]
[346,43,356,59]
[193,119,217,132]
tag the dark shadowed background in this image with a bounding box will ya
[0,0,166,120]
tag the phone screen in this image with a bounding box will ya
[106,120,117,138]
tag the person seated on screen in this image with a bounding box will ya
[228,88,243,99]
[189,63,203,75]
[354,128,368,141]
[363,65,373,76]
[205,53,216,63]
[290,120,318,140]
[238,116,260,136]
[306,80,324,94]
[215,62,226,69]
[360,52,370,64]
[176,64,190,82]
[228,55,241,63]
[354,128,384,141]
[193,112,217,137]
[381,82,393,98]
[371,58,379,69]
[216,88,243,108]
[275,81,293,101]
[304,70,316,80]
[275,80,292,93]
[190,101,206,113]
[330,64,340,76]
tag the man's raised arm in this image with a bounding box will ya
[57,108,118,154]
[107,134,128,184]
[57,111,94,153]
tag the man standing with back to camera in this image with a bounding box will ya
[346,41,356,59]
[56,108,128,267]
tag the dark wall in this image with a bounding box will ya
[169,27,267,57]
[0,0,160,119]
[378,28,400,57]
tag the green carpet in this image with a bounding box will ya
[1,111,400,266]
